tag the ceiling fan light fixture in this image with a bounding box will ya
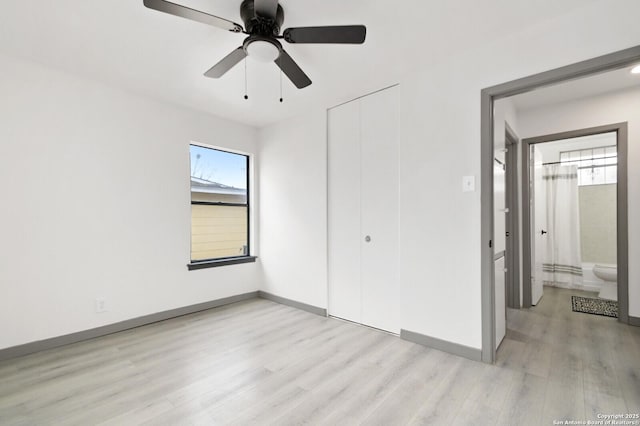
[246,40,280,62]
[631,65,640,75]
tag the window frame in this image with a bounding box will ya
[187,143,256,270]
[559,144,617,186]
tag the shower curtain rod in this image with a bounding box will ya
[542,154,617,166]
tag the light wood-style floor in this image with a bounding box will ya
[498,286,640,423]
[0,288,638,425]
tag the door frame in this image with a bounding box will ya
[480,44,640,364]
[521,124,629,322]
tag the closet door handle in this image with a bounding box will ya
[364,235,371,243]
[541,229,547,236]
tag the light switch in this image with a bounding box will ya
[462,176,476,192]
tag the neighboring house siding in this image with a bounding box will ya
[191,191,248,260]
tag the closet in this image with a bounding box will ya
[327,86,400,334]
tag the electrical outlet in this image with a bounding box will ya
[95,298,107,313]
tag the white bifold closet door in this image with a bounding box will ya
[328,86,400,334]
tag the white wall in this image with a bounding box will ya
[536,132,617,163]
[258,0,640,350]
[494,98,520,156]
[258,110,328,308]
[398,0,640,348]
[516,87,640,316]
[6,1,639,354]
[0,53,260,350]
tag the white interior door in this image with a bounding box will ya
[531,146,546,305]
[495,256,506,348]
[328,100,361,324]
[494,155,506,348]
[360,86,400,334]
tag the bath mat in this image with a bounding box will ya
[571,296,618,318]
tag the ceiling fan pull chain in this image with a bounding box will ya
[244,58,248,100]
[279,70,283,103]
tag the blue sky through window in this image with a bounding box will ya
[190,145,247,190]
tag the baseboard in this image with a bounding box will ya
[400,329,482,362]
[0,291,259,362]
[629,316,640,327]
[1,292,490,363]
[258,291,327,317]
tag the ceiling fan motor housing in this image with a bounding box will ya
[240,0,284,37]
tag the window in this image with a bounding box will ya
[189,144,254,269]
[559,145,617,186]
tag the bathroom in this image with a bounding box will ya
[531,131,620,314]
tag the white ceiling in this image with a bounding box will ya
[0,0,602,127]
[511,66,640,111]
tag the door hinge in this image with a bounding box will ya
[489,240,493,248]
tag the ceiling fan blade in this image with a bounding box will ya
[204,47,247,78]
[275,50,312,89]
[254,0,279,20]
[143,0,243,33]
[283,25,367,44]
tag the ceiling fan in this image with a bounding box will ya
[143,0,367,89]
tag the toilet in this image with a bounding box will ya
[592,264,617,301]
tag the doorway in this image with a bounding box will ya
[521,124,628,321]
[480,45,640,364]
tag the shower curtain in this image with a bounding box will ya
[543,164,583,288]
